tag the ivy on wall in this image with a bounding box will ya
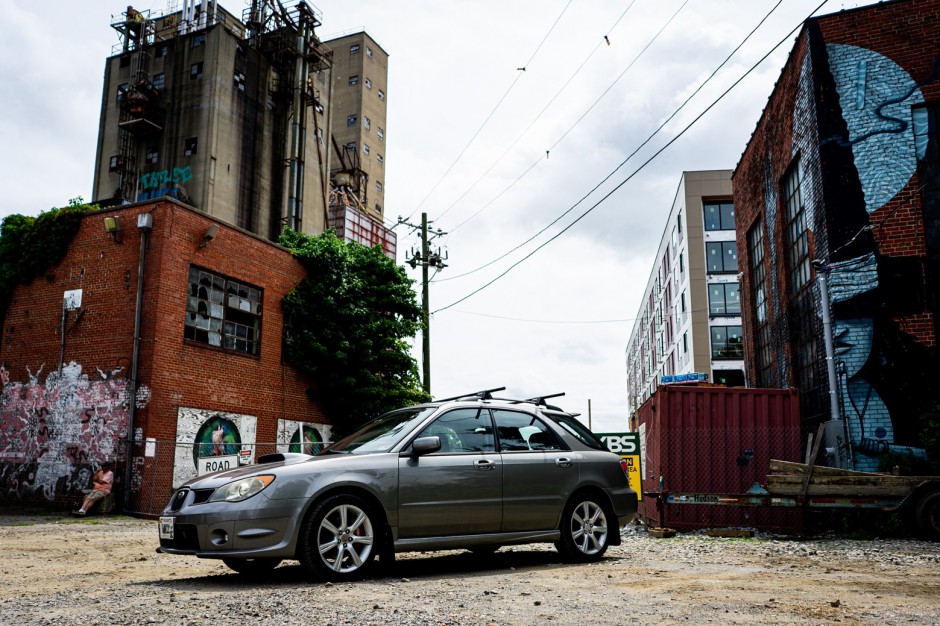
[0,197,93,329]
[279,229,430,435]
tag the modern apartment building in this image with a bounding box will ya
[625,170,744,414]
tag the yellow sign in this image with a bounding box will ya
[597,432,642,496]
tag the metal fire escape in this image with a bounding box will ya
[111,7,164,203]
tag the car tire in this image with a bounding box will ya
[222,557,282,575]
[298,493,378,581]
[914,490,940,541]
[555,493,613,562]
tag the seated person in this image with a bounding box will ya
[73,462,113,516]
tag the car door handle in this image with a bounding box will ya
[555,457,573,468]
[474,459,497,471]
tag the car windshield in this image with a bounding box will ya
[323,407,437,454]
[545,411,607,450]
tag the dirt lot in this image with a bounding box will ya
[1,514,938,625]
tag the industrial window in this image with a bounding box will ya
[711,325,743,359]
[375,203,382,214]
[366,46,373,58]
[703,200,735,231]
[364,77,372,90]
[190,62,203,80]
[682,332,688,354]
[146,146,159,164]
[376,154,383,165]
[705,241,737,273]
[377,89,385,101]
[153,73,165,90]
[748,220,774,386]
[233,70,245,91]
[349,44,360,54]
[708,282,740,316]
[185,266,262,355]
[677,213,683,234]
[348,74,359,86]
[117,83,129,102]
[679,251,685,274]
[782,160,810,293]
[364,116,371,130]
[362,144,370,155]
[344,141,357,151]
[376,180,383,192]
[347,114,357,127]
[184,137,198,156]
[193,33,206,48]
[156,44,168,57]
[108,155,122,172]
[377,127,384,141]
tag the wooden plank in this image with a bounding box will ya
[770,460,891,477]
[801,424,827,497]
[764,483,914,497]
[766,475,929,488]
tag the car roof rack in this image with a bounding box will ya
[433,388,571,412]
[433,387,507,402]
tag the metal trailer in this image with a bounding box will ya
[644,460,940,540]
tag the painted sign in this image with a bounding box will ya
[276,419,332,455]
[172,407,257,488]
[597,432,642,496]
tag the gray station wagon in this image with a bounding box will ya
[158,388,638,580]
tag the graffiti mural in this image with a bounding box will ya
[276,419,332,455]
[787,30,937,469]
[0,362,150,501]
[172,407,256,488]
[136,166,193,202]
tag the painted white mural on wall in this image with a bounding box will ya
[172,407,257,488]
[276,419,332,455]
[0,362,150,501]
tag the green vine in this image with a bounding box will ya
[279,229,430,434]
[0,197,94,329]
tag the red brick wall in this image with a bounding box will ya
[1,199,329,512]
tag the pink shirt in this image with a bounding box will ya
[92,469,114,494]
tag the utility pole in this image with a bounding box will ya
[400,213,447,393]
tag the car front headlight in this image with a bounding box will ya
[208,475,275,503]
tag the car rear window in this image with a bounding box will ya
[543,411,606,450]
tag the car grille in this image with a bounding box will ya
[168,488,214,511]
[160,523,200,551]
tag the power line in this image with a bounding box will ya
[437,0,640,223]
[436,0,783,283]
[443,0,688,235]
[433,2,828,315]
[404,0,575,222]
[451,309,635,324]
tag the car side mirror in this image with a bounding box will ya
[410,436,442,456]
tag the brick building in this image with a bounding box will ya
[0,200,331,514]
[733,0,940,470]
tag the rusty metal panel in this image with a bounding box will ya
[637,385,803,533]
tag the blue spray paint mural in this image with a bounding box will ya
[786,27,938,471]
[136,166,193,202]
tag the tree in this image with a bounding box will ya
[279,230,430,435]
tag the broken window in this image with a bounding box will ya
[185,266,263,355]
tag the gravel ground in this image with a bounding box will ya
[1,514,939,625]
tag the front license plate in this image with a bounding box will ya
[159,516,175,540]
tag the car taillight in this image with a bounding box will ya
[619,458,630,480]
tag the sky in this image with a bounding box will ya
[0,0,876,433]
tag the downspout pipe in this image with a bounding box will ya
[124,212,152,504]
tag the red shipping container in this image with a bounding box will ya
[637,385,803,533]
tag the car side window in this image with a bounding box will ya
[416,408,495,453]
[491,409,563,452]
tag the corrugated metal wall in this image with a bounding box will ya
[638,385,803,533]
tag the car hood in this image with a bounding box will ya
[178,451,367,490]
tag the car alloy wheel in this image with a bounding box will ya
[556,495,611,562]
[300,494,377,581]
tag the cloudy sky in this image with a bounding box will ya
[1,0,874,432]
